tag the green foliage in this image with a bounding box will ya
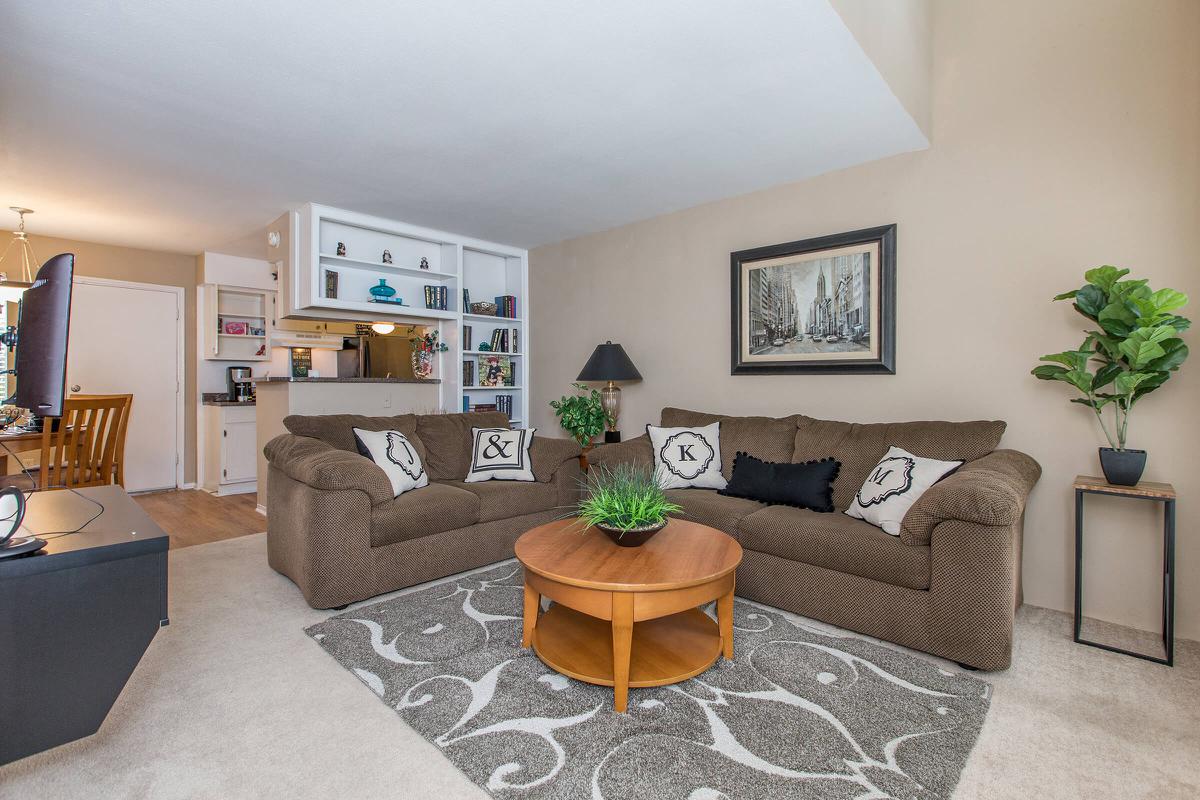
[548,383,612,446]
[576,463,682,536]
[1033,266,1190,450]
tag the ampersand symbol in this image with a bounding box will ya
[483,433,512,460]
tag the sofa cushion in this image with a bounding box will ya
[369,482,480,547]
[737,505,931,590]
[664,488,767,538]
[416,412,510,481]
[660,407,799,480]
[441,478,562,523]
[285,414,424,461]
[792,416,1005,510]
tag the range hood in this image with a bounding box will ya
[269,330,344,350]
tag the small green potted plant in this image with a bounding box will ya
[576,463,681,547]
[549,383,612,448]
[1033,266,1189,485]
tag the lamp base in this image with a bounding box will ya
[604,430,622,444]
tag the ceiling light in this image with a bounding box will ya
[370,322,396,335]
[0,208,38,302]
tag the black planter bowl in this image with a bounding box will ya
[1099,447,1147,486]
[594,520,667,547]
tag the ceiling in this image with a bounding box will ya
[0,1,927,255]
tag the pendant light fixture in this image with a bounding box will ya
[0,208,38,303]
[370,322,396,335]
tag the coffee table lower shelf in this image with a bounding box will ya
[532,604,722,688]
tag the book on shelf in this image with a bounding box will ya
[462,359,475,387]
[511,327,519,354]
[493,295,517,319]
[472,403,497,412]
[424,285,448,310]
[462,396,470,412]
[463,288,470,310]
[463,325,473,350]
[495,394,514,419]
[477,354,513,387]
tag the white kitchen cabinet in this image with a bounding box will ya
[203,404,258,495]
[203,284,273,361]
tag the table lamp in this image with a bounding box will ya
[577,341,642,443]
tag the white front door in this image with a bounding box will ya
[67,278,181,492]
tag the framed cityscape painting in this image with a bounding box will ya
[730,224,896,374]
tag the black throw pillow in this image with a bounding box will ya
[719,452,841,513]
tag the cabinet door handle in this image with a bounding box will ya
[70,384,81,393]
[223,430,227,437]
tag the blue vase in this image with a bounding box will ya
[369,279,396,300]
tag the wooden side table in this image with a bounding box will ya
[1073,475,1176,666]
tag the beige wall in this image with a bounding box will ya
[5,232,199,484]
[530,0,1200,638]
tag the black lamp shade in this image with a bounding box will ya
[577,341,642,382]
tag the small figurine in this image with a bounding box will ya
[478,342,492,351]
[419,257,430,270]
[382,249,393,264]
[336,241,346,256]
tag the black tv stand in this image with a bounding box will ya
[0,485,169,765]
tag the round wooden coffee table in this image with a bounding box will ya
[515,518,742,713]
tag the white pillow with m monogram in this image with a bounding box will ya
[845,446,963,535]
[352,428,428,497]
[465,427,536,482]
[646,422,727,490]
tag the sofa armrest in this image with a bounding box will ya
[530,436,583,483]
[900,449,1041,546]
[263,434,393,506]
[587,433,654,471]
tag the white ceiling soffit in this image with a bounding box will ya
[0,1,929,255]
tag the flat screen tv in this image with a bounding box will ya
[6,253,74,417]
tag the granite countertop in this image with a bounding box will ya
[201,393,255,407]
[252,376,441,384]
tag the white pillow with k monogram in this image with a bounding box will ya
[646,422,727,490]
[352,428,428,497]
[845,446,963,535]
[465,427,536,482]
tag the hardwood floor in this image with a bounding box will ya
[134,489,265,549]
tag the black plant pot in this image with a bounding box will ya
[1099,447,1147,486]
[595,521,666,547]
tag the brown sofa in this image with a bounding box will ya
[590,407,1041,670]
[264,411,582,609]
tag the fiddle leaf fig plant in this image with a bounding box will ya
[549,382,612,447]
[1032,266,1190,450]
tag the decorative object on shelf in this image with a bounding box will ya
[731,224,896,375]
[576,463,682,547]
[477,342,491,351]
[1032,266,1190,486]
[255,344,266,357]
[549,382,611,448]
[478,354,512,387]
[336,241,346,256]
[419,257,430,270]
[576,340,642,443]
[249,326,265,336]
[469,301,497,316]
[290,347,312,378]
[324,269,339,299]
[409,329,448,380]
[1074,475,1176,665]
[223,321,248,336]
[382,250,393,264]
[369,278,396,300]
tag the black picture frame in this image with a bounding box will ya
[730,224,896,375]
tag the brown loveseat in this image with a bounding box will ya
[264,411,582,609]
[590,407,1041,670]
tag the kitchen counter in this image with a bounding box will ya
[201,393,255,407]
[252,377,440,384]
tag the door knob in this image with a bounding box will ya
[70,384,81,392]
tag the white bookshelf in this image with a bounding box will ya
[281,204,528,424]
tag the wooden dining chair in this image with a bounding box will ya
[37,394,133,490]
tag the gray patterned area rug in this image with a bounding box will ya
[306,563,989,800]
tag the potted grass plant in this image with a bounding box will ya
[1032,265,1190,485]
[576,463,681,547]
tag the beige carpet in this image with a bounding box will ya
[0,533,1196,799]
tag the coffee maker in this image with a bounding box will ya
[226,366,254,403]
